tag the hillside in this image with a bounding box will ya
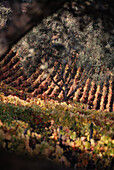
[0,50,114,169]
[0,2,114,169]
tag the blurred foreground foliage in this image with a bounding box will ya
[0,92,114,169]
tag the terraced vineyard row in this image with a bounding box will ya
[0,50,114,112]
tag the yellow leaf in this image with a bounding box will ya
[81,136,86,141]
[98,152,102,157]
[90,139,95,146]
[84,141,90,149]
[75,138,81,147]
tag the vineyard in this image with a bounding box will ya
[0,49,114,169]
[0,50,114,112]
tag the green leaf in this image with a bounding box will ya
[70,131,76,140]
[84,141,90,149]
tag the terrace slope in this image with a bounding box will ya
[0,50,114,112]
